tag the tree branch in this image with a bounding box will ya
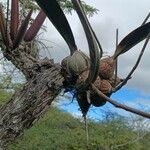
[92,84,150,119]
[0,64,64,148]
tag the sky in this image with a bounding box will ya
[0,0,149,119]
[42,0,150,92]
[39,0,150,119]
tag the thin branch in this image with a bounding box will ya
[142,12,150,26]
[112,132,148,149]
[0,56,4,61]
[6,0,9,36]
[92,84,150,119]
[113,32,150,92]
[83,116,89,149]
[112,133,147,149]
[114,28,119,86]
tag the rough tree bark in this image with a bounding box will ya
[0,45,64,148]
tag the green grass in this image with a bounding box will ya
[0,89,12,105]
[0,90,149,150]
[7,107,149,150]
[8,108,88,150]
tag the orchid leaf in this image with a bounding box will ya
[13,10,33,50]
[71,0,100,90]
[35,0,77,55]
[0,4,12,49]
[10,0,19,41]
[0,4,7,46]
[114,22,150,59]
[24,10,46,42]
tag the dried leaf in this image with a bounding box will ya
[0,4,7,45]
[35,0,77,54]
[77,92,91,116]
[24,10,46,42]
[10,0,19,41]
[114,22,150,59]
[13,10,33,49]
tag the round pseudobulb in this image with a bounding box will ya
[99,57,115,79]
[99,79,112,94]
[68,51,90,75]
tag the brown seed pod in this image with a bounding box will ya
[61,51,90,78]
[67,51,90,75]
[99,57,115,79]
[61,56,72,80]
[76,70,89,85]
[90,93,107,107]
[90,78,110,107]
[109,75,124,87]
[99,79,112,94]
[61,56,71,69]
[77,92,91,116]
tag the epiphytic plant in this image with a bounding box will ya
[35,0,150,119]
[0,0,46,52]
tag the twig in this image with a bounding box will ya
[6,0,9,35]
[0,57,4,61]
[112,132,147,149]
[114,28,119,86]
[141,12,150,26]
[83,115,89,149]
[113,32,150,92]
[92,84,150,119]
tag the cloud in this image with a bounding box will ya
[41,0,150,94]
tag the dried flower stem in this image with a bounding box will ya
[142,12,150,25]
[114,28,119,86]
[113,32,150,92]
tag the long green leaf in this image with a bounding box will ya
[13,10,33,49]
[35,0,77,55]
[71,0,100,91]
[114,22,150,59]
[24,10,46,42]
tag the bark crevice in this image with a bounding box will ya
[0,61,64,148]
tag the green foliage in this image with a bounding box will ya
[0,74,20,105]
[8,107,150,150]
[18,0,98,16]
[59,0,98,16]
[0,89,12,105]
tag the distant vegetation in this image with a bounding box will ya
[0,80,149,150]
[6,107,149,150]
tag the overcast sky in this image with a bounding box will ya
[40,0,150,95]
[0,0,149,117]
[39,0,150,117]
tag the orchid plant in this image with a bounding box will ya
[0,0,46,51]
[35,0,150,119]
[0,0,150,119]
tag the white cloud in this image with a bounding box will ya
[39,0,150,93]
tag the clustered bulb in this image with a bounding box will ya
[90,57,115,106]
[99,57,115,79]
[61,53,122,108]
[61,50,90,87]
